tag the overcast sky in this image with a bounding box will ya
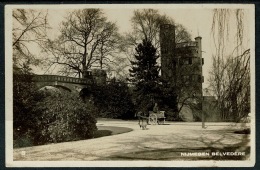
[9,4,253,89]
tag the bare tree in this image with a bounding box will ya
[119,9,192,80]
[209,50,250,121]
[209,9,250,121]
[171,54,203,118]
[105,56,131,81]
[129,9,191,47]
[13,9,50,71]
[46,9,120,78]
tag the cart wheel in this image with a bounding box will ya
[149,114,157,125]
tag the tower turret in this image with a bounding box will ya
[92,69,107,85]
[195,36,202,58]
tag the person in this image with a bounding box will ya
[153,103,160,114]
[135,111,142,126]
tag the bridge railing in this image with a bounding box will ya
[176,41,197,48]
[32,75,93,84]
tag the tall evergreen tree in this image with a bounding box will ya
[129,39,161,113]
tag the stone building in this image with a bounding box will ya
[160,24,204,121]
[83,68,107,86]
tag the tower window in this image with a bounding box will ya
[184,59,189,65]
[197,75,204,83]
[172,61,177,67]
[189,58,192,64]
[181,58,188,65]
[182,75,190,82]
[181,58,193,65]
[192,75,198,82]
[197,75,201,83]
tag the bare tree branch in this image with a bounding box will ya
[45,9,120,78]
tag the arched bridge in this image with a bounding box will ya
[32,75,94,93]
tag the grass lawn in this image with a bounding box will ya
[95,126,133,137]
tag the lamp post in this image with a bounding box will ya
[201,95,206,128]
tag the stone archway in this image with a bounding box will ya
[38,85,72,92]
[79,87,92,102]
[38,84,72,92]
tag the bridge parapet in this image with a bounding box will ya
[32,75,93,85]
[176,41,198,48]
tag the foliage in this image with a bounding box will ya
[31,90,97,145]
[91,79,135,119]
[118,9,192,81]
[128,39,179,119]
[13,76,36,140]
[13,9,50,140]
[13,133,34,148]
[13,63,39,141]
[129,39,162,113]
[159,83,178,120]
[13,70,98,146]
[13,9,50,137]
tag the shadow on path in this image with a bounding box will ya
[96,126,133,135]
[101,129,250,161]
[103,146,250,160]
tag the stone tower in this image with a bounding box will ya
[160,24,204,118]
[159,24,175,84]
[194,36,203,98]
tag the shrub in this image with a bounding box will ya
[13,132,34,148]
[91,79,136,119]
[31,89,97,145]
[13,73,39,141]
[164,109,181,121]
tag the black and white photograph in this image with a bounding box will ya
[5,4,255,167]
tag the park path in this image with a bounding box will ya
[13,120,250,161]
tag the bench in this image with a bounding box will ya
[148,111,166,125]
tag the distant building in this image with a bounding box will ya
[83,68,107,86]
[91,69,107,85]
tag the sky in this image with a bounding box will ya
[10,4,254,89]
[45,7,214,88]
